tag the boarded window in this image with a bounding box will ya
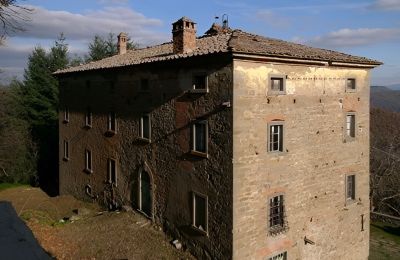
[193,121,208,153]
[346,175,355,201]
[193,193,207,232]
[269,124,283,152]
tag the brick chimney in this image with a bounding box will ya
[172,17,196,54]
[117,32,127,55]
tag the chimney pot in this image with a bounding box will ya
[117,32,127,55]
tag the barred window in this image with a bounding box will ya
[269,195,285,231]
[269,251,287,260]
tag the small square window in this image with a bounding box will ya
[346,78,356,92]
[85,149,92,173]
[268,251,287,260]
[63,140,69,160]
[192,192,208,233]
[192,121,208,155]
[140,114,151,140]
[346,175,356,201]
[268,75,286,95]
[63,107,69,123]
[268,123,284,152]
[191,74,208,93]
[85,108,92,128]
[345,113,356,139]
[108,158,117,186]
[108,112,117,133]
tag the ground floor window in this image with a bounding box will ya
[192,192,208,233]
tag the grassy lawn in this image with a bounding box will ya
[370,221,400,259]
[0,183,29,192]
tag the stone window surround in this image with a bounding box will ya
[345,77,357,93]
[267,73,286,96]
[267,120,285,154]
[139,113,151,142]
[345,173,356,205]
[192,191,208,235]
[344,112,356,143]
[190,119,209,158]
[108,158,117,186]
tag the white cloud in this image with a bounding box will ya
[16,5,168,45]
[307,28,400,48]
[97,0,129,5]
[256,10,290,29]
[370,0,400,10]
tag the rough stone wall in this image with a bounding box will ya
[232,60,370,260]
[58,55,233,259]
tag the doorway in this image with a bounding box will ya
[138,169,152,217]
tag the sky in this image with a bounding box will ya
[0,0,399,86]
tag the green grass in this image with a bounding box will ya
[370,221,400,260]
[0,183,29,192]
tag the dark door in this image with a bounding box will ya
[140,170,152,217]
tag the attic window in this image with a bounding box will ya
[268,74,286,95]
[346,78,356,92]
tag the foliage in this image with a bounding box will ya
[86,32,138,62]
[370,108,400,216]
[0,182,28,192]
[0,0,32,43]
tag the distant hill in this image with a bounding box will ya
[371,86,400,112]
[387,83,400,91]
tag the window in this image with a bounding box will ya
[268,123,283,152]
[269,195,285,233]
[108,112,117,133]
[85,108,92,128]
[63,107,69,123]
[85,149,92,173]
[192,121,208,155]
[346,175,355,201]
[268,75,286,95]
[140,79,149,91]
[268,252,287,260]
[85,184,92,196]
[346,78,356,92]
[140,114,151,140]
[108,158,117,186]
[346,113,356,139]
[63,140,69,160]
[192,74,208,92]
[192,192,208,233]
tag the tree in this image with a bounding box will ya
[0,0,32,44]
[86,32,138,62]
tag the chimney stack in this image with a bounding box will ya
[172,17,196,54]
[117,32,127,55]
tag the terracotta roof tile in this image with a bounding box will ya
[55,29,381,75]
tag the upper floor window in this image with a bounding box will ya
[269,194,286,234]
[140,114,151,140]
[192,192,208,233]
[192,120,208,155]
[85,149,92,173]
[108,158,117,186]
[268,122,284,152]
[269,252,287,260]
[268,74,286,95]
[345,113,356,140]
[346,174,356,201]
[85,107,92,128]
[63,107,69,123]
[346,78,356,92]
[108,112,117,133]
[192,74,208,93]
[63,140,69,160]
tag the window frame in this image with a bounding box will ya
[345,78,357,93]
[108,158,117,186]
[267,74,286,95]
[85,107,92,128]
[107,111,117,134]
[139,114,151,141]
[344,112,356,142]
[268,121,284,153]
[191,120,208,157]
[63,107,69,123]
[63,140,69,161]
[346,174,356,203]
[192,191,208,235]
[84,149,93,173]
[190,73,209,93]
[268,193,287,235]
[268,251,288,260]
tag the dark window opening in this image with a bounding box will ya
[347,175,355,201]
[193,193,207,232]
[193,121,207,153]
[192,75,207,90]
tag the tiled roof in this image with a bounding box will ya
[55,29,381,75]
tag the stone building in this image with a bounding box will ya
[55,17,381,259]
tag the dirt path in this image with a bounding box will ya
[0,187,194,259]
